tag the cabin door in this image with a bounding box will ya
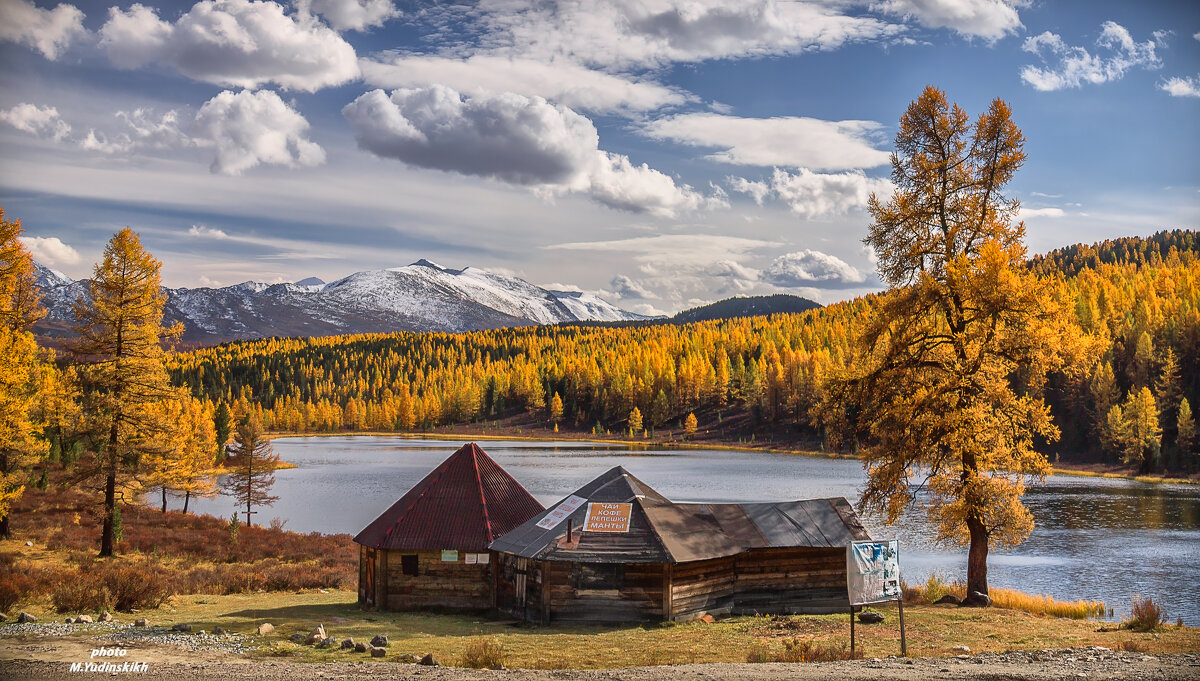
[363,549,377,607]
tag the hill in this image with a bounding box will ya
[671,295,821,323]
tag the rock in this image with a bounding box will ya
[370,634,389,648]
[134,618,149,627]
[354,642,368,653]
[307,624,326,645]
[76,614,93,623]
[65,618,74,624]
[289,633,307,643]
[171,623,192,632]
[936,594,962,605]
[398,654,419,663]
[25,541,32,546]
[257,623,274,636]
[17,612,37,623]
[198,630,207,636]
[99,612,113,622]
[698,614,716,624]
[317,636,338,649]
[961,591,993,607]
[212,627,226,635]
[419,653,438,666]
[858,611,885,624]
[340,638,355,650]
[371,646,387,658]
[952,645,971,653]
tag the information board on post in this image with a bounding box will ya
[847,539,901,605]
[535,494,587,530]
[583,502,632,532]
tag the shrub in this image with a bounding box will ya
[100,562,174,611]
[0,573,28,613]
[746,639,861,663]
[1119,640,1148,653]
[1124,595,1166,632]
[52,575,111,613]
[460,637,505,669]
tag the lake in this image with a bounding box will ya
[177,436,1200,625]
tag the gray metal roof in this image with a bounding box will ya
[488,466,871,564]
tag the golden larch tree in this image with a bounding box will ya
[146,390,219,514]
[223,414,279,527]
[71,228,180,556]
[838,86,1077,604]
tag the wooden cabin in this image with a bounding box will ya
[488,466,871,624]
[353,443,545,612]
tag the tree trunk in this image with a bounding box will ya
[100,470,116,557]
[0,514,10,541]
[183,491,190,515]
[161,487,168,513]
[963,513,990,607]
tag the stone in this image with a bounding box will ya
[858,611,885,624]
[698,614,716,624]
[370,634,389,648]
[99,612,113,622]
[354,642,368,653]
[76,614,93,624]
[961,591,993,607]
[936,594,962,605]
[952,646,972,653]
[317,636,338,649]
[25,541,32,546]
[171,623,192,632]
[419,653,438,666]
[212,627,226,635]
[398,654,419,663]
[257,623,274,636]
[65,618,74,624]
[198,630,207,636]
[341,638,355,650]
[289,633,307,643]
[17,612,37,623]
[134,618,149,627]
[307,624,326,645]
[371,646,387,658]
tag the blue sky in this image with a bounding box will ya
[1,0,1197,314]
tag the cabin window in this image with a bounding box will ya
[571,563,624,590]
[401,554,418,577]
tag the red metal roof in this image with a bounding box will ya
[354,443,545,551]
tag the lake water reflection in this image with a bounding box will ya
[178,437,1200,624]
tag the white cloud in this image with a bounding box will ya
[1159,75,1200,98]
[342,85,719,217]
[461,0,901,70]
[1029,191,1062,198]
[80,108,194,154]
[296,0,398,31]
[188,225,230,239]
[1020,21,1162,91]
[763,249,866,288]
[99,0,359,92]
[1019,206,1065,218]
[642,113,890,171]
[730,168,892,218]
[610,274,653,299]
[871,0,1025,41]
[0,0,85,60]
[0,103,71,141]
[19,236,81,266]
[359,54,689,115]
[195,90,326,175]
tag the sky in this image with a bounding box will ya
[1,0,1197,315]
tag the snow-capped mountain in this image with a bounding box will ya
[33,260,648,345]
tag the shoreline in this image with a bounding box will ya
[263,429,1196,486]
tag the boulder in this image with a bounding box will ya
[936,595,962,605]
[198,630,207,636]
[340,638,355,650]
[398,654,419,663]
[317,636,338,649]
[370,634,389,648]
[354,642,368,653]
[212,627,226,635]
[419,653,438,666]
[76,614,93,624]
[307,624,327,645]
[257,623,275,636]
[64,618,74,624]
[98,612,113,622]
[858,611,885,624]
[952,645,971,653]
[171,623,192,632]
[17,612,37,623]
[289,633,307,643]
[134,618,149,627]
[371,646,387,658]
[961,591,993,608]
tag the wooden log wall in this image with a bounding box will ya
[669,547,849,620]
[541,560,666,624]
[381,549,493,612]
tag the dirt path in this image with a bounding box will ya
[2,641,1198,681]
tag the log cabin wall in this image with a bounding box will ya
[730,547,848,615]
[539,560,667,624]
[380,549,493,612]
[669,555,737,620]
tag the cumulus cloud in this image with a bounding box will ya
[642,113,890,171]
[99,0,359,92]
[1159,75,1200,98]
[0,103,72,141]
[359,54,689,115]
[296,0,398,31]
[729,168,891,218]
[459,0,901,70]
[19,236,81,266]
[80,108,194,154]
[1019,206,1065,218]
[188,225,230,239]
[763,250,866,288]
[1020,21,1162,91]
[195,90,326,175]
[343,85,720,217]
[611,274,653,299]
[0,0,85,60]
[871,0,1025,41]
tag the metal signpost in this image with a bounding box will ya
[846,539,906,656]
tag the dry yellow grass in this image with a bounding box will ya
[904,574,1106,619]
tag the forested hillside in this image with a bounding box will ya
[168,230,1200,472]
